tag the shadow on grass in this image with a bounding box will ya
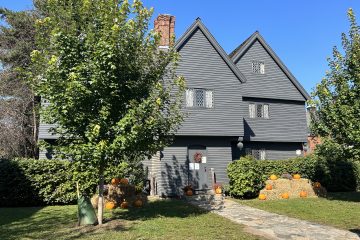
[110,199,207,221]
[0,199,207,240]
[326,192,360,202]
[349,229,360,237]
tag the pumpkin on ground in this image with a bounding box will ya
[186,189,193,196]
[120,178,129,185]
[265,184,273,190]
[215,187,222,194]
[259,194,267,200]
[314,182,321,188]
[281,193,289,199]
[269,174,278,180]
[299,190,307,198]
[105,201,116,210]
[111,178,120,185]
[133,199,143,208]
[293,174,301,180]
[120,200,129,209]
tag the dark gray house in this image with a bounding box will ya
[38,15,310,197]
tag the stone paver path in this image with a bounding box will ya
[192,199,360,240]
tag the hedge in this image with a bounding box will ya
[227,155,360,198]
[0,158,145,207]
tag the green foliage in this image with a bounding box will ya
[314,139,359,191]
[227,152,360,198]
[310,9,360,159]
[0,158,144,207]
[227,156,265,198]
[227,156,317,198]
[0,158,76,206]
[30,0,185,194]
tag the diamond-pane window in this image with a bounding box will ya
[257,104,263,118]
[252,61,265,74]
[195,89,204,107]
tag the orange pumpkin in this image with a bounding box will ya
[111,178,120,185]
[281,193,289,199]
[299,190,307,198]
[314,182,321,188]
[120,200,129,209]
[293,174,301,180]
[215,187,222,194]
[269,174,278,180]
[120,178,129,185]
[258,194,267,200]
[265,184,273,190]
[105,201,116,210]
[186,189,193,196]
[133,199,143,208]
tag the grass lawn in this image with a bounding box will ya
[232,192,360,232]
[0,199,259,240]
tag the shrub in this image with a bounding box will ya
[0,158,145,207]
[227,153,360,198]
[0,158,77,207]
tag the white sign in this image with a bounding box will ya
[201,156,207,163]
[194,163,200,170]
[189,163,195,170]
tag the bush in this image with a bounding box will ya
[0,158,77,207]
[0,158,145,207]
[227,156,317,198]
[227,152,360,198]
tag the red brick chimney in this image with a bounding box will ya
[154,14,175,48]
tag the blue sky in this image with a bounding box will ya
[2,0,359,94]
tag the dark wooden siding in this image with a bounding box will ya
[176,28,244,136]
[243,97,307,142]
[235,40,305,101]
[156,136,233,196]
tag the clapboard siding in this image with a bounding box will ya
[243,98,307,142]
[233,141,304,160]
[38,123,58,139]
[155,136,233,196]
[235,40,305,101]
[176,28,244,136]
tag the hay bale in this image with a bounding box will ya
[259,178,327,200]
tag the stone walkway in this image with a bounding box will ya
[191,199,360,240]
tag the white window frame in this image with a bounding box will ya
[249,103,270,119]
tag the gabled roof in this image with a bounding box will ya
[174,18,247,83]
[230,31,311,100]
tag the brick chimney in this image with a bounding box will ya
[154,14,175,48]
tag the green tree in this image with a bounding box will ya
[0,8,39,158]
[31,0,185,224]
[311,9,360,159]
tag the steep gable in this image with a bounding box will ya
[231,32,310,101]
[174,19,246,136]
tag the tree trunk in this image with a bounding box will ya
[97,167,105,225]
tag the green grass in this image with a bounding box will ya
[0,199,259,240]
[232,192,360,231]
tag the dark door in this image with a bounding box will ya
[188,145,209,190]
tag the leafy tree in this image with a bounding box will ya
[31,0,185,224]
[0,8,39,158]
[311,9,360,159]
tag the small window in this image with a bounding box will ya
[252,61,265,74]
[247,148,266,160]
[249,103,270,119]
[186,88,213,108]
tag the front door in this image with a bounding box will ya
[188,145,209,190]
